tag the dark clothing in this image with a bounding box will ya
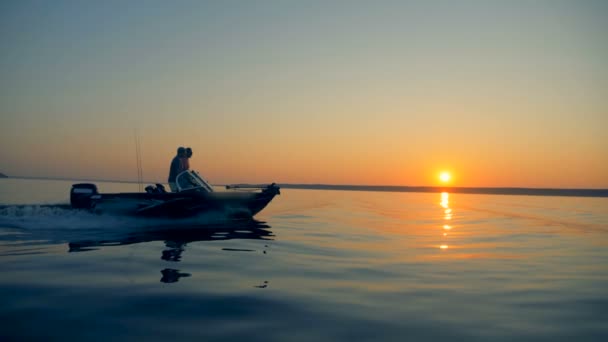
[180,157,190,171]
[168,156,183,182]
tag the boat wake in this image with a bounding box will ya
[0,204,271,252]
[0,204,239,230]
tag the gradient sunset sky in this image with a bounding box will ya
[1,0,607,188]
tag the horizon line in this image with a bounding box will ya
[3,175,608,198]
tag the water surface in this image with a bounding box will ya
[1,178,607,341]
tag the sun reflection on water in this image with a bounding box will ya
[440,192,449,208]
[439,192,452,251]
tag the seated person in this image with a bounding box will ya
[168,147,186,192]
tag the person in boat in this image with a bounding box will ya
[168,147,187,192]
[181,147,192,171]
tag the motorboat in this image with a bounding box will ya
[70,170,280,218]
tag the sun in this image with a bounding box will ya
[439,171,451,183]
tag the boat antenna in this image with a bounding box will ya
[134,129,143,192]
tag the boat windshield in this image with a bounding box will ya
[175,170,214,193]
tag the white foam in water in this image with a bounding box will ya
[0,204,235,231]
[0,205,100,229]
[0,204,250,249]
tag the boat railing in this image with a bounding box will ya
[226,183,280,195]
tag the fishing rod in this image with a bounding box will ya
[134,129,143,192]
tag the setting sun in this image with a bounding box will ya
[439,172,452,183]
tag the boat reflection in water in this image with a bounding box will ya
[68,220,274,283]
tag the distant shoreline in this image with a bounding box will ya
[3,176,607,198]
[278,184,608,198]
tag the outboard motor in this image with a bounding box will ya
[70,183,100,209]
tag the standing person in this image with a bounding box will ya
[168,147,186,192]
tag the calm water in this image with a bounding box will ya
[1,178,607,341]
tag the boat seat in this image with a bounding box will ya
[145,184,168,194]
